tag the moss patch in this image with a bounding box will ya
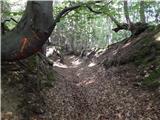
[142,67,160,88]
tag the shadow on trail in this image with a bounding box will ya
[42,54,160,120]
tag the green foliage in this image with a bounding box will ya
[2,0,160,51]
[52,0,159,52]
[1,0,24,30]
[1,0,11,20]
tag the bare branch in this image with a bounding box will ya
[85,5,102,14]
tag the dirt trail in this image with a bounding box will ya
[43,55,160,120]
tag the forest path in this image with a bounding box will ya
[43,55,160,120]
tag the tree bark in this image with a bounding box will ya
[123,0,132,25]
[2,1,54,61]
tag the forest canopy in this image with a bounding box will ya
[1,0,160,60]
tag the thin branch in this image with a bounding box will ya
[51,0,136,34]
[2,18,18,24]
[1,18,18,34]
[112,23,128,32]
[85,5,102,14]
[51,1,103,28]
[84,2,122,28]
[10,18,18,23]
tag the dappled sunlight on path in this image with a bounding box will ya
[43,55,160,120]
[53,55,84,68]
[53,55,97,69]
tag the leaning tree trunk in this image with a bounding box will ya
[2,1,54,61]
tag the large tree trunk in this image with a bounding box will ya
[2,1,54,61]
